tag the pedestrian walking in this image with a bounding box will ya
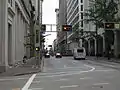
[23,55,27,63]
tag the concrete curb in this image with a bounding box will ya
[14,70,41,76]
[87,56,120,64]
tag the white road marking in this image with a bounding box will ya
[32,81,41,83]
[22,74,36,90]
[80,77,92,80]
[60,85,79,88]
[28,88,43,90]
[84,64,95,71]
[94,69,115,72]
[0,78,29,81]
[55,78,69,81]
[64,65,67,68]
[93,83,109,86]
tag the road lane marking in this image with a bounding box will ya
[32,81,41,83]
[28,88,43,90]
[64,65,67,68]
[55,78,69,81]
[60,85,79,88]
[94,69,115,72]
[80,77,92,80]
[22,74,36,90]
[0,78,29,81]
[84,64,95,71]
[93,83,109,86]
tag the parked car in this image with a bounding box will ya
[73,47,86,60]
[44,53,50,58]
[55,53,62,58]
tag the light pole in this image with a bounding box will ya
[37,0,43,68]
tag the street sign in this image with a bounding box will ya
[114,23,120,29]
[62,25,72,31]
[104,22,114,29]
[104,22,120,30]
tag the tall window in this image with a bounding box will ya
[8,0,12,6]
[81,0,83,3]
[81,21,83,27]
[81,5,83,11]
[81,13,83,19]
[36,30,39,43]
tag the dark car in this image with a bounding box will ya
[55,53,62,58]
[44,53,50,58]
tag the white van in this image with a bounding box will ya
[73,47,86,60]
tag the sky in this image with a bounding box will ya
[42,0,59,47]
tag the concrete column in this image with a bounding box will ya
[102,35,105,55]
[114,31,120,58]
[117,31,120,57]
[95,38,97,56]
[114,31,117,57]
[88,40,91,56]
[0,0,8,72]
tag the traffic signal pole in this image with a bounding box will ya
[40,0,43,69]
[37,0,43,69]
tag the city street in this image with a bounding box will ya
[0,56,120,90]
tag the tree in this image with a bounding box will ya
[84,0,118,33]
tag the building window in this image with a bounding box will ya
[81,5,83,11]
[8,0,12,6]
[81,13,83,19]
[81,0,83,3]
[36,30,39,43]
[81,21,83,27]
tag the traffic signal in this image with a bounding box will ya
[104,23,114,29]
[36,47,40,51]
[41,38,45,42]
[40,34,45,43]
[41,24,46,32]
[62,25,72,31]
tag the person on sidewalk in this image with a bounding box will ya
[107,45,111,60]
[23,56,27,63]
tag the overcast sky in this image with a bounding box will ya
[43,0,59,47]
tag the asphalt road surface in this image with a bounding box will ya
[0,56,120,90]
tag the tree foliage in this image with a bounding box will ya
[84,0,119,28]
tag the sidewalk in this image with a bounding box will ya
[86,56,120,63]
[0,57,44,77]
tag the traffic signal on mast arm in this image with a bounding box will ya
[62,25,72,31]
[104,23,114,29]
[35,47,40,51]
[40,34,45,43]
[41,24,46,32]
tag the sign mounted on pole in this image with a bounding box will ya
[104,22,120,30]
[62,25,72,31]
[114,23,120,29]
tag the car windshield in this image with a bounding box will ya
[1,0,120,90]
[77,49,84,53]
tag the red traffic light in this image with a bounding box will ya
[62,25,72,31]
[104,23,114,29]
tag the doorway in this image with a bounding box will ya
[8,23,12,65]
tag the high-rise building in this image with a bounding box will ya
[57,0,67,54]
[66,0,95,51]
